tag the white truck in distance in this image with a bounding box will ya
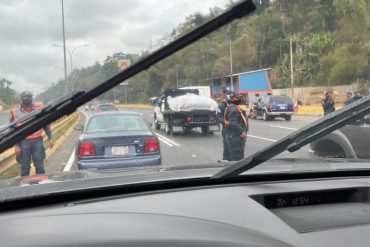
[152,88,219,135]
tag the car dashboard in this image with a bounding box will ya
[2,176,370,246]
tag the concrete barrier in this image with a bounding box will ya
[294,105,343,116]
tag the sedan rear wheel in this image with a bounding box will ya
[262,111,269,121]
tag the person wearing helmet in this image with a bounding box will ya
[321,91,335,115]
[223,92,248,161]
[10,91,54,176]
[217,86,232,160]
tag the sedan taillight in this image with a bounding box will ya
[144,138,159,153]
[79,141,96,156]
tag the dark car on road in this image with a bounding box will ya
[95,103,118,112]
[252,95,294,121]
[310,116,370,159]
[76,111,161,170]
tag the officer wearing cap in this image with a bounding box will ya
[224,92,248,161]
[10,91,54,176]
[217,87,232,160]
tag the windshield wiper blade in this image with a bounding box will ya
[0,0,256,153]
[0,91,85,149]
[212,96,370,179]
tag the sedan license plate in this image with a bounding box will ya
[279,106,287,110]
[111,146,129,156]
[209,125,219,131]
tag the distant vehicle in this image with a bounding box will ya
[153,88,219,135]
[252,95,294,121]
[76,111,161,170]
[95,103,118,112]
[310,116,370,159]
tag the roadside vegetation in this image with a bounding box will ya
[37,0,370,104]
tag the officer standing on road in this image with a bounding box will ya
[10,91,54,176]
[217,87,232,160]
[321,91,335,115]
[224,92,248,161]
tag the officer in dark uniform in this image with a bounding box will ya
[321,91,335,115]
[217,87,231,160]
[224,92,248,161]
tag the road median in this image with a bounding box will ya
[0,112,80,179]
[294,105,343,116]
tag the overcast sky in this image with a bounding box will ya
[0,0,230,94]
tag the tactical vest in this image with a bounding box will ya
[224,104,248,131]
[10,102,43,140]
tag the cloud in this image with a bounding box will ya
[0,0,230,94]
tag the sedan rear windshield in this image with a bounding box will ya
[85,115,149,133]
[98,105,116,111]
[270,96,293,104]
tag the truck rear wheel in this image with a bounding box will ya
[154,119,161,130]
[165,119,173,136]
[201,126,209,135]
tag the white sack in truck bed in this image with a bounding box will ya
[167,93,218,112]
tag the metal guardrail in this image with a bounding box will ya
[0,112,79,175]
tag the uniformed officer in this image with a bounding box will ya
[10,91,54,176]
[217,87,231,160]
[224,92,248,161]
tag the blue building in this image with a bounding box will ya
[209,68,272,105]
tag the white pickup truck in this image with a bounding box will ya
[152,88,219,135]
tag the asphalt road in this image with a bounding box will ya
[43,108,319,173]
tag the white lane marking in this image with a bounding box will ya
[155,133,180,147]
[248,134,277,142]
[269,125,298,131]
[63,149,76,172]
[158,136,174,147]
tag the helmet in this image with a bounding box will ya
[222,86,231,94]
[230,92,244,105]
[20,90,33,98]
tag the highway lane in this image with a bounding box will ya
[44,108,319,173]
[133,108,318,167]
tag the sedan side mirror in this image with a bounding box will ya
[148,122,153,128]
[74,125,84,131]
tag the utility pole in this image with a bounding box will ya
[227,25,234,91]
[120,82,129,104]
[176,65,179,88]
[61,0,68,95]
[290,37,294,100]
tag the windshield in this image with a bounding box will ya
[1,0,370,188]
[85,114,149,133]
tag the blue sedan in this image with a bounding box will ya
[76,111,161,170]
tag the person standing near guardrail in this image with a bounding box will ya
[9,91,54,176]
